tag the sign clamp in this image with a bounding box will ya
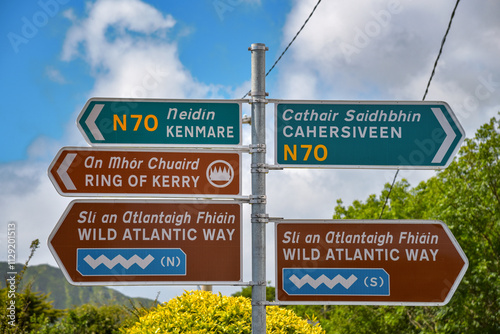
[251,213,269,224]
[249,143,266,153]
[249,195,267,204]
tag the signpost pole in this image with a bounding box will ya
[249,43,268,334]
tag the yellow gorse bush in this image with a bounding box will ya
[123,290,324,334]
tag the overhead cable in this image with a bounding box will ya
[379,0,461,219]
[242,0,323,99]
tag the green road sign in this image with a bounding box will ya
[275,101,465,169]
[77,98,242,146]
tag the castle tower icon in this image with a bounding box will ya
[206,160,234,188]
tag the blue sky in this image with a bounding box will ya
[1,0,500,302]
[1,0,289,162]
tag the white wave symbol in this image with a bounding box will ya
[289,274,357,289]
[83,254,154,270]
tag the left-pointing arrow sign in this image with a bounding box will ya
[85,104,105,141]
[48,200,242,285]
[48,147,241,197]
[56,153,77,190]
[76,97,242,146]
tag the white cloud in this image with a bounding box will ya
[0,161,69,267]
[45,66,67,83]
[61,0,223,99]
[62,0,175,64]
[277,0,500,123]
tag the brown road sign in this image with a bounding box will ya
[48,147,241,197]
[275,220,468,305]
[48,200,241,285]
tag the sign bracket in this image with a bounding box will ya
[249,143,266,153]
[251,213,269,224]
[249,195,267,204]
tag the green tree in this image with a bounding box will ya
[232,283,276,302]
[1,240,62,333]
[37,304,130,334]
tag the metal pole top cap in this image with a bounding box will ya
[249,43,268,51]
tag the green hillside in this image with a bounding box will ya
[0,262,155,310]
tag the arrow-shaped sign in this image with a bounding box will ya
[48,200,242,285]
[85,104,105,141]
[275,220,468,305]
[77,98,242,146]
[275,101,465,169]
[48,147,241,197]
[56,153,77,191]
[431,107,456,163]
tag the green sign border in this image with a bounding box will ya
[274,100,465,169]
[77,98,242,146]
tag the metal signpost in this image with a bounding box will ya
[275,101,465,168]
[249,43,268,334]
[77,98,242,146]
[48,200,242,285]
[48,147,241,197]
[47,43,469,334]
[275,220,468,305]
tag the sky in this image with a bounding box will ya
[1,0,499,303]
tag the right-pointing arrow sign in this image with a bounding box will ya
[431,107,457,164]
[276,220,468,305]
[275,101,465,169]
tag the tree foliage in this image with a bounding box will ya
[1,240,62,333]
[37,304,130,334]
[0,261,158,312]
[232,283,276,302]
[1,239,156,334]
[315,115,500,333]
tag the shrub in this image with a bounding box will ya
[124,290,324,333]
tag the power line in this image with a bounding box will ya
[422,0,461,101]
[378,169,399,219]
[379,0,461,219]
[266,0,323,79]
[242,0,323,99]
